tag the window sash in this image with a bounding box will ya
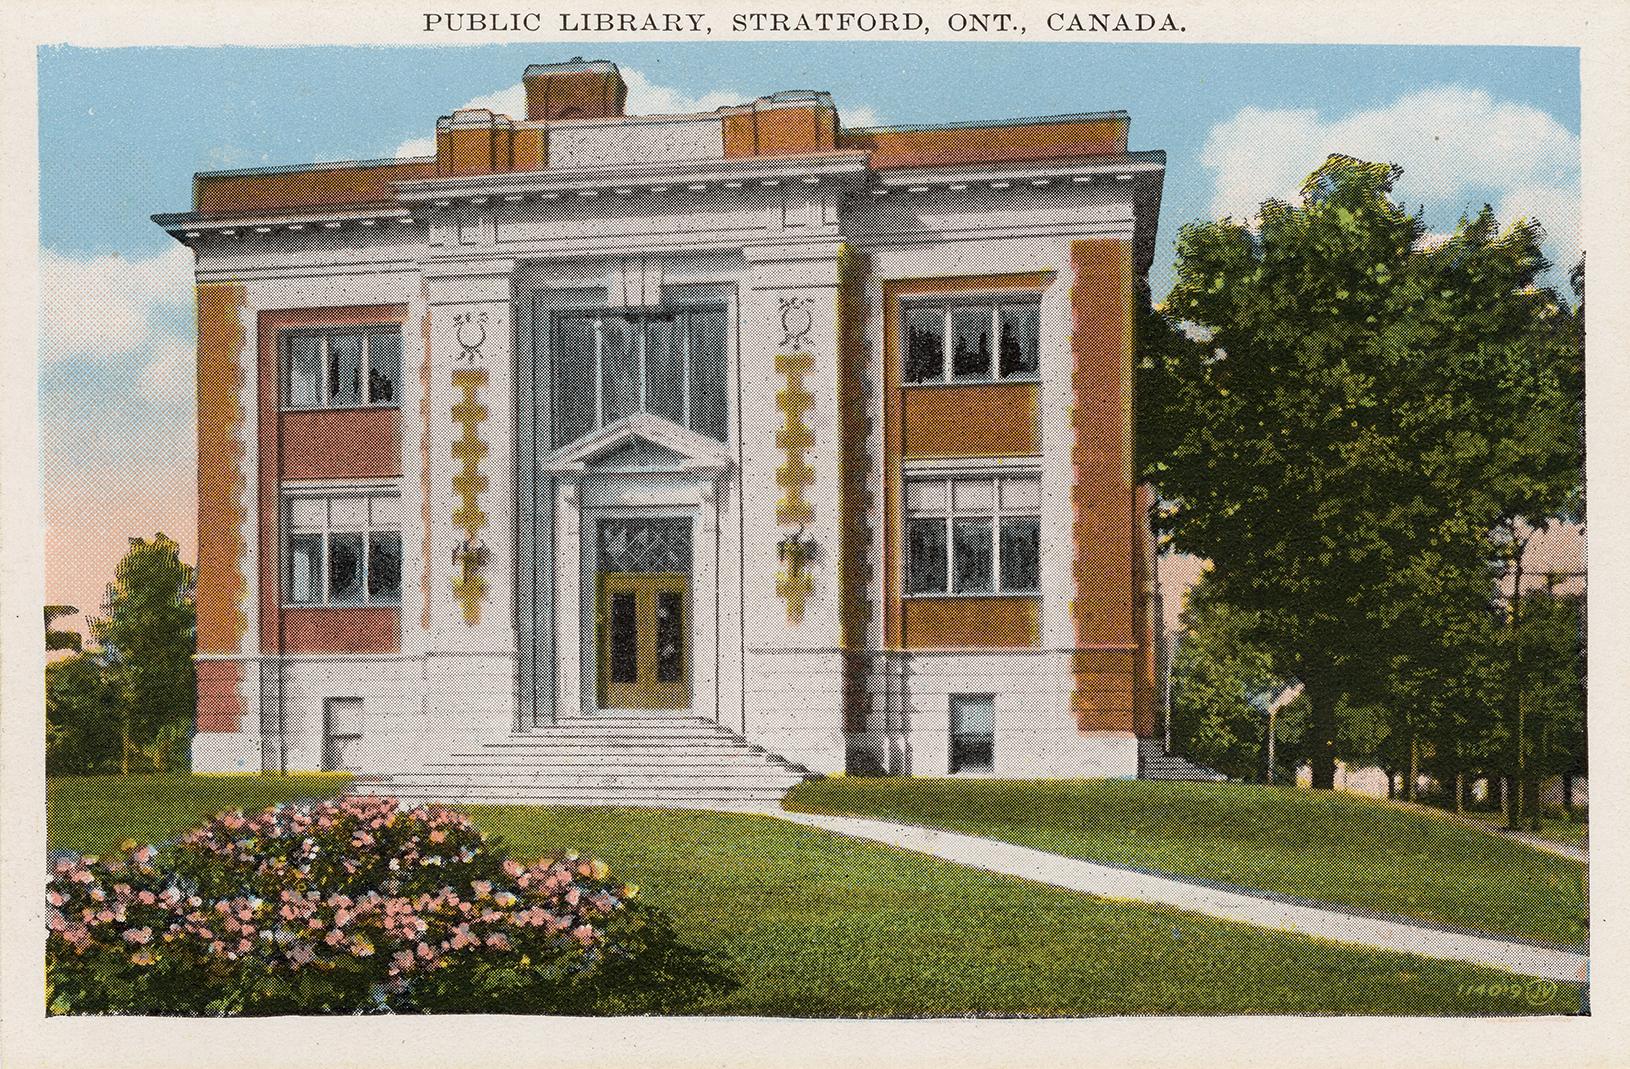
[901,298,1041,385]
[949,693,996,773]
[552,307,729,447]
[904,476,1041,595]
[285,493,402,606]
[283,328,402,410]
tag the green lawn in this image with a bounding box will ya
[43,776,1582,1016]
[784,779,1587,947]
[46,773,354,854]
[1536,817,1589,846]
[1462,812,1588,848]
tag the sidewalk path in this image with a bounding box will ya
[773,810,1588,984]
[1500,829,1587,864]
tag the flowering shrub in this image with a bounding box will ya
[46,796,734,1015]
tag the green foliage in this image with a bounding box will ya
[46,797,736,1016]
[1139,155,1583,787]
[47,655,122,776]
[45,604,83,652]
[1168,574,1304,782]
[1493,591,1586,784]
[87,534,197,773]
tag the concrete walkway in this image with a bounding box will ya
[773,810,1588,984]
[1501,829,1587,865]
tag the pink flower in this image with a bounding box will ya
[47,891,64,907]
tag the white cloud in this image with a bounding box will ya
[395,135,436,159]
[621,68,741,116]
[1201,86,1579,271]
[839,104,883,129]
[40,243,194,361]
[137,335,195,403]
[394,69,884,157]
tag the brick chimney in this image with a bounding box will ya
[523,59,628,121]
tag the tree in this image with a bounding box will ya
[1497,587,1586,829]
[1140,155,1582,789]
[45,605,83,653]
[46,653,120,775]
[1168,573,1305,782]
[87,535,197,774]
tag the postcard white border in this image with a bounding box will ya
[3,1,1627,1065]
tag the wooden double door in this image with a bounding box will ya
[596,572,690,709]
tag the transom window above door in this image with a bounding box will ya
[553,308,729,447]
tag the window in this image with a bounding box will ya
[950,693,995,773]
[905,475,1040,595]
[902,298,1040,384]
[286,491,402,606]
[323,698,363,772]
[284,328,402,408]
[553,307,729,447]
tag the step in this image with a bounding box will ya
[452,736,755,750]
[423,753,791,769]
[359,785,794,804]
[553,716,719,726]
[387,771,809,788]
[492,726,739,740]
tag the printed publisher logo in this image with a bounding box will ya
[1457,979,1557,1007]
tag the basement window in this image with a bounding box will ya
[950,693,995,773]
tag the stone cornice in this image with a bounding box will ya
[392,151,873,204]
[153,206,419,243]
[867,150,1164,190]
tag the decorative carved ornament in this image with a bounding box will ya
[450,310,491,625]
[775,336,816,622]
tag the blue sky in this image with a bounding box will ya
[37,42,1581,620]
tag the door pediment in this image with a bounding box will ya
[540,412,733,477]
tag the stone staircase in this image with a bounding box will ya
[1137,738,1229,782]
[356,710,818,809]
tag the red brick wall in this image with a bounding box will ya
[1068,238,1140,733]
[282,607,401,655]
[196,659,244,733]
[258,306,407,657]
